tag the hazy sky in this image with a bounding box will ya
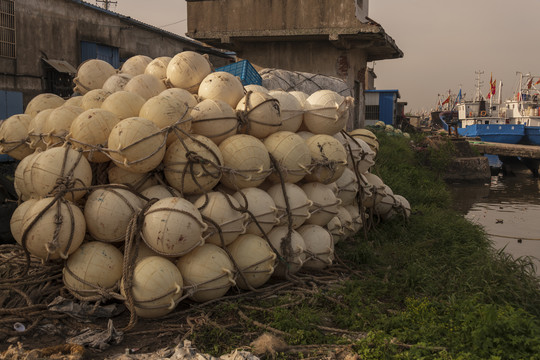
[112,0,540,113]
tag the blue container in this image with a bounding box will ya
[215,60,262,86]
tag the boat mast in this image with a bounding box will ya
[498,80,502,105]
[474,70,484,102]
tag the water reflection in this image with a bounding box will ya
[449,176,540,274]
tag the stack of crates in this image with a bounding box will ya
[215,60,262,86]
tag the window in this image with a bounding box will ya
[0,0,15,59]
[365,105,380,120]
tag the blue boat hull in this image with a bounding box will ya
[457,124,525,144]
[523,126,540,145]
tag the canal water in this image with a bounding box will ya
[449,170,540,275]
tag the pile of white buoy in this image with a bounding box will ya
[0,51,411,322]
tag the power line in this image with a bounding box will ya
[160,18,187,27]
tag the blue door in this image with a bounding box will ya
[0,90,23,120]
[379,93,395,125]
[81,41,120,68]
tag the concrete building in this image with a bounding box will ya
[186,0,403,128]
[0,0,233,119]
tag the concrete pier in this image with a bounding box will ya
[468,140,540,159]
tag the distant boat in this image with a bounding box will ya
[503,72,540,145]
[452,73,525,144]
[455,98,525,144]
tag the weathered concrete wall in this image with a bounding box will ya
[1,0,230,109]
[444,157,491,183]
[187,0,363,35]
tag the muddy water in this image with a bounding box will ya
[449,174,540,275]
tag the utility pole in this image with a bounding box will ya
[96,0,117,11]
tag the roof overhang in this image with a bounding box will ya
[42,58,78,74]
[187,24,403,62]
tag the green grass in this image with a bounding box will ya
[192,130,540,359]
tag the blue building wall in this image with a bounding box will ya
[365,89,400,125]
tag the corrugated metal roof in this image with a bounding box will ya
[70,0,235,58]
[42,58,78,74]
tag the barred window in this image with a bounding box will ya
[365,105,380,120]
[0,0,15,59]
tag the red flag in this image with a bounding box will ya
[441,96,450,105]
[487,73,496,99]
[528,79,533,89]
[535,79,540,85]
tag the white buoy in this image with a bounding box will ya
[107,117,166,173]
[84,187,144,243]
[101,91,146,120]
[107,164,159,191]
[267,226,306,278]
[297,224,334,270]
[193,191,246,247]
[63,241,124,297]
[14,151,40,200]
[28,146,92,201]
[124,73,167,101]
[244,84,269,94]
[25,93,65,119]
[333,132,375,174]
[64,96,83,108]
[344,204,364,234]
[120,55,153,76]
[139,92,193,145]
[42,105,84,146]
[166,51,212,93]
[139,185,181,200]
[121,256,183,318]
[266,182,312,229]
[304,134,347,184]
[268,90,303,133]
[144,56,172,80]
[28,108,53,151]
[73,59,117,95]
[219,134,271,189]
[176,243,236,302]
[349,128,379,155]
[190,99,238,145]
[361,172,386,208]
[142,197,206,256]
[81,89,112,111]
[332,167,359,206]
[301,182,341,226]
[325,215,344,244]
[0,114,34,160]
[236,91,281,139]
[232,187,279,236]
[21,197,85,260]
[69,108,120,163]
[303,90,351,135]
[163,134,223,195]
[198,71,245,108]
[263,131,311,184]
[102,73,133,93]
[335,206,355,239]
[10,199,38,245]
[227,234,277,289]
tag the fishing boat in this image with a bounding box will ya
[503,72,540,145]
[453,72,525,144]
